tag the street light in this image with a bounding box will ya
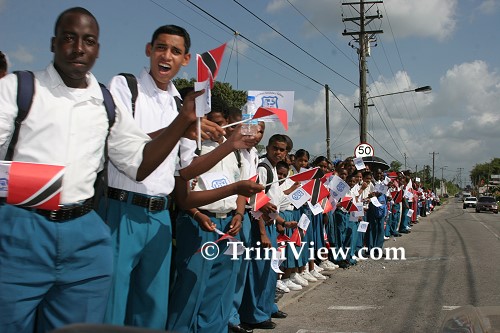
[356,85,432,143]
[351,85,432,171]
[366,85,432,100]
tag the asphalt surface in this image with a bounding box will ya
[253,199,500,333]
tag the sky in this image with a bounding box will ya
[1,0,499,187]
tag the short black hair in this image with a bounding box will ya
[54,7,99,36]
[0,51,6,72]
[312,155,329,167]
[151,25,191,54]
[282,134,293,152]
[268,134,287,146]
[225,106,242,120]
[295,149,310,161]
[276,160,289,171]
[208,94,228,116]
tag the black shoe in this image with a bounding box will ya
[399,229,409,234]
[271,310,288,319]
[339,260,350,269]
[393,233,402,237]
[242,319,276,330]
[229,323,254,333]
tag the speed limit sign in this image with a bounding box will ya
[354,143,374,158]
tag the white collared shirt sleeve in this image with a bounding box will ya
[0,64,150,203]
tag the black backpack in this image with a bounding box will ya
[8,70,116,211]
[118,73,182,116]
[258,161,273,194]
[7,71,116,160]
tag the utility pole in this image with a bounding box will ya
[325,84,331,161]
[429,152,439,193]
[440,166,448,196]
[457,167,464,189]
[342,0,383,144]
[404,153,407,170]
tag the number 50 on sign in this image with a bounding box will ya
[354,143,374,158]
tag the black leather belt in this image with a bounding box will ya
[198,209,235,219]
[108,187,170,212]
[0,197,94,222]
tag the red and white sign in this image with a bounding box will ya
[354,143,374,158]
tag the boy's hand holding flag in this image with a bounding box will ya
[195,42,227,147]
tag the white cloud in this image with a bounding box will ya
[477,0,497,14]
[11,46,35,64]
[266,0,287,13]
[381,0,457,41]
[266,0,458,41]
[262,58,500,178]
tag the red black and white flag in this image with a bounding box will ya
[7,161,64,211]
[197,43,227,89]
[386,171,398,179]
[302,178,329,206]
[320,196,334,214]
[246,174,270,211]
[338,195,359,213]
[391,189,403,204]
[289,167,324,183]
[290,227,304,247]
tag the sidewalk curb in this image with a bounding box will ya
[277,271,335,309]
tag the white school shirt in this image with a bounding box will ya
[258,157,283,207]
[193,139,240,213]
[240,147,259,181]
[107,69,196,196]
[0,64,150,204]
[278,178,295,211]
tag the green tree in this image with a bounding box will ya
[470,157,500,186]
[173,78,247,108]
[389,160,402,172]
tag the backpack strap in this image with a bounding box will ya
[6,71,35,161]
[234,149,242,169]
[258,162,273,194]
[118,73,138,117]
[174,96,182,112]
[99,83,116,129]
[93,83,116,212]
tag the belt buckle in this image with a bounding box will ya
[49,210,59,221]
[148,197,164,211]
[119,190,127,201]
[215,212,227,219]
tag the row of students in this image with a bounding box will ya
[0,8,264,333]
[0,6,435,333]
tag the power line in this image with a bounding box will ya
[285,0,358,67]
[232,0,358,87]
[185,0,323,87]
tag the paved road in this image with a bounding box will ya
[256,200,500,333]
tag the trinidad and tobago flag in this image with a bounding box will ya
[302,178,329,206]
[197,43,226,89]
[320,196,334,214]
[290,227,304,247]
[247,174,270,211]
[338,195,359,213]
[386,171,398,179]
[289,167,324,183]
[391,189,403,204]
[7,161,64,210]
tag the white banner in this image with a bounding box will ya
[248,90,294,122]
